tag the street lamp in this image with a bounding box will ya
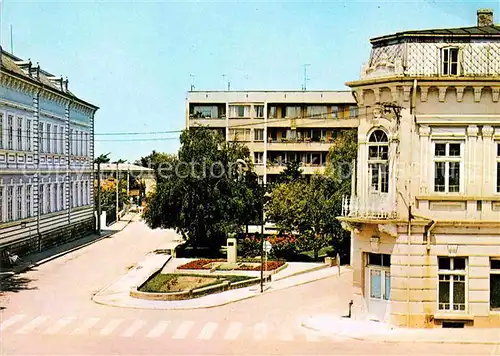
[94,153,111,234]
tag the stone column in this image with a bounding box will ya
[466,125,479,196]
[482,126,495,195]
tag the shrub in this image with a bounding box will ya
[238,235,261,257]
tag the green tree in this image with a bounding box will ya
[277,160,303,183]
[266,129,358,261]
[143,127,260,252]
[135,150,178,182]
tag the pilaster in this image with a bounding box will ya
[466,125,479,196]
[482,126,495,196]
[419,125,431,195]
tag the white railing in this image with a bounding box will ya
[341,195,398,219]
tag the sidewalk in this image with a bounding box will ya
[300,269,500,345]
[0,214,137,281]
[93,253,344,310]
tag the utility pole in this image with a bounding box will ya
[189,74,196,91]
[94,153,110,234]
[114,159,126,223]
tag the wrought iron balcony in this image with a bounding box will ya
[341,195,398,220]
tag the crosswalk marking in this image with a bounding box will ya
[224,322,243,340]
[253,322,267,341]
[99,319,124,336]
[172,321,194,339]
[121,320,146,337]
[71,318,100,335]
[43,317,76,335]
[15,316,48,334]
[0,315,25,332]
[197,322,218,340]
[146,321,170,338]
[277,327,294,342]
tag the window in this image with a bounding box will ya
[16,186,22,219]
[7,115,13,150]
[434,142,462,193]
[59,183,64,210]
[229,128,251,141]
[191,105,219,119]
[285,106,301,118]
[7,186,13,221]
[59,126,64,154]
[438,257,467,311]
[491,259,500,311]
[349,106,358,119]
[254,105,264,118]
[254,129,264,142]
[0,112,3,149]
[331,106,339,119]
[367,253,391,301]
[69,129,73,155]
[39,185,44,215]
[254,152,264,165]
[0,186,3,222]
[229,105,250,118]
[40,123,44,153]
[496,143,500,193]
[26,119,31,151]
[368,130,389,193]
[268,106,277,119]
[306,106,328,119]
[84,132,89,156]
[53,125,57,154]
[17,117,23,151]
[47,184,52,213]
[80,131,84,156]
[26,185,31,218]
[46,124,51,153]
[442,47,459,75]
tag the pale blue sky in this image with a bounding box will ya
[0,0,498,162]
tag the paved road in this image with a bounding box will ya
[1,220,498,355]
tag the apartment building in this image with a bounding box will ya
[340,9,500,327]
[0,47,98,255]
[186,91,358,182]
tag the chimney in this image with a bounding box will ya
[477,9,494,27]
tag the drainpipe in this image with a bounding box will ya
[425,220,437,253]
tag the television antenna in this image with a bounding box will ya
[301,64,310,91]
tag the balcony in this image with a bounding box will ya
[341,195,398,220]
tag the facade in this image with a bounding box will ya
[0,47,98,255]
[96,163,155,197]
[186,91,358,183]
[340,10,500,327]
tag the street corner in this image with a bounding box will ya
[301,314,394,341]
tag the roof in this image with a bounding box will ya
[371,25,500,44]
[0,47,98,110]
[96,163,154,173]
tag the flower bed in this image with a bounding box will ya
[177,259,285,271]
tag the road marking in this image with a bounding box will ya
[71,318,100,335]
[15,316,48,334]
[99,319,124,336]
[0,315,25,332]
[197,322,218,340]
[43,317,77,335]
[253,322,267,341]
[121,320,146,337]
[172,321,195,339]
[224,322,243,340]
[146,321,170,338]
[277,326,294,342]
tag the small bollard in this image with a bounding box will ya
[342,300,354,318]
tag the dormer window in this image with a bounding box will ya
[368,130,389,193]
[442,47,459,75]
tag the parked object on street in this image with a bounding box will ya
[0,249,22,268]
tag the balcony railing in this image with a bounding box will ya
[341,195,398,219]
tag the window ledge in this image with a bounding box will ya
[416,195,500,202]
[433,313,474,321]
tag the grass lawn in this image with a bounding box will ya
[139,273,254,293]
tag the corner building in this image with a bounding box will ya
[0,47,98,255]
[340,10,500,327]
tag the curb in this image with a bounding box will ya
[92,267,344,310]
[300,321,500,345]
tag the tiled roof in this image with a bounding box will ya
[371,25,500,44]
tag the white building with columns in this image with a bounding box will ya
[340,9,500,327]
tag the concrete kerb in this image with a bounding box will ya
[92,265,346,311]
[300,317,500,345]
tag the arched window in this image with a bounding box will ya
[368,130,389,193]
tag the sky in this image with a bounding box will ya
[0,0,498,162]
